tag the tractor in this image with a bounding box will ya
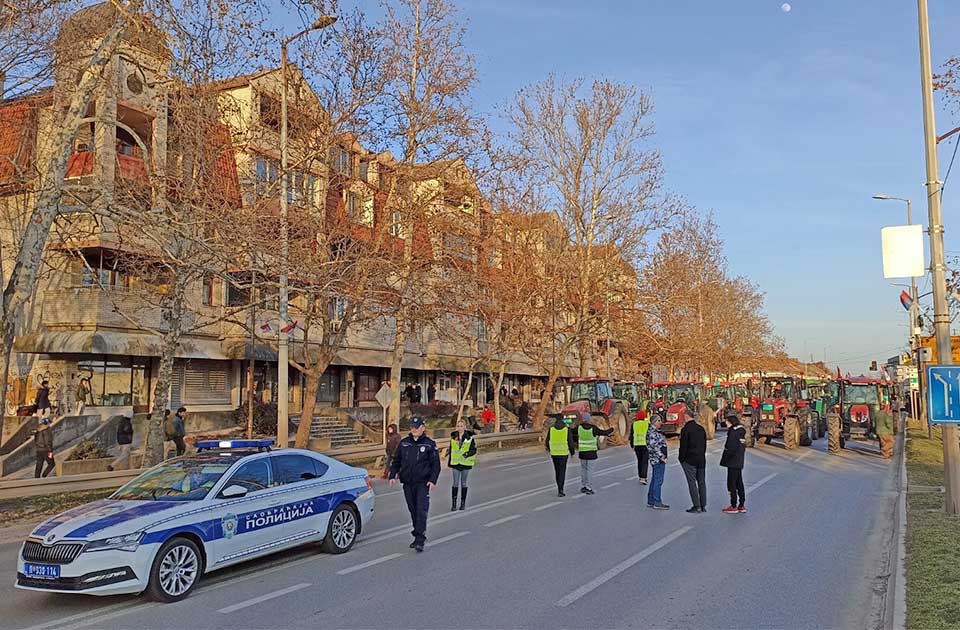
[708,382,747,430]
[557,377,631,446]
[826,377,884,452]
[612,381,645,417]
[754,375,815,450]
[649,381,714,438]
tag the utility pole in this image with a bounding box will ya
[917,0,960,514]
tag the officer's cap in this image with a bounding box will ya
[410,417,426,428]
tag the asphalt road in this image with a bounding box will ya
[2,431,897,630]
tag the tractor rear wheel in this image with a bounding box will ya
[603,408,629,447]
[827,415,841,454]
[741,412,755,448]
[783,415,800,450]
[799,413,812,447]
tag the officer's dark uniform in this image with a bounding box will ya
[388,420,441,550]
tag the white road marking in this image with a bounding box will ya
[793,450,814,463]
[426,531,471,547]
[58,603,161,630]
[18,602,141,630]
[361,462,635,545]
[746,472,779,493]
[555,526,694,607]
[217,582,311,614]
[336,553,403,575]
[534,501,562,511]
[601,482,620,489]
[484,514,523,527]
[491,460,545,470]
[570,493,587,499]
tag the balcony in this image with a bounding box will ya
[41,287,198,332]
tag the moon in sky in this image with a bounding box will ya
[781,3,792,11]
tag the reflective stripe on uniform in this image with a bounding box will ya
[578,426,598,452]
[549,427,570,456]
[450,438,476,467]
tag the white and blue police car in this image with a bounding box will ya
[15,440,375,602]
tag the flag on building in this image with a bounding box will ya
[280,320,298,334]
[899,290,913,311]
[259,322,272,333]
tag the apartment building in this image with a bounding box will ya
[0,2,560,421]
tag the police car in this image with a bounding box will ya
[15,440,374,602]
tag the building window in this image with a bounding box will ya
[389,210,403,237]
[227,282,250,307]
[359,160,369,183]
[357,370,380,403]
[329,147,352,177]
[315,369,340,404]
[76,356,151,408]
[201,275,216,306]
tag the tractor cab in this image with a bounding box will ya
[612,381,643,415]
[649,381,699,436]
[561,377,631,445]
[756,375,804,441]
[840,377,882,440]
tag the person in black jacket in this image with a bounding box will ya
[33,416,55,478]
[720,411,747,513]
[108,416,134,471]
[679,417,708,513]
[35,380,51,415]
[389,417,441,552]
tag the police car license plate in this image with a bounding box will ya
[24,563,59,579]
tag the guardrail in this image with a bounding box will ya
[0,429,541,501]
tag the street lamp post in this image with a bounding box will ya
[873,194,922,425]
[916,0,960,515]
[278,15,337,449]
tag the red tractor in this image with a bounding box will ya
[649,381,712,437]
[754,375,814,450]
[558,377,631,446]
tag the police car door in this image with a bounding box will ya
[268,454,328,547]
[212,455,277,566]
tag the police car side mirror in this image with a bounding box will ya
[220,484,248,499]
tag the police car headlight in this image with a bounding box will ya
[85,532,144,553]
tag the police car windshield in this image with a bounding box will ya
[112,454,238,501]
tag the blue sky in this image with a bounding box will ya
[443,0,960,373]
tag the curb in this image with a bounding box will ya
[893,428,908,630]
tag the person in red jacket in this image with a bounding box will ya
[480,405,496,432]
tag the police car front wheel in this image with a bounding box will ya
[147,537,202,602]
[322,504,358,554]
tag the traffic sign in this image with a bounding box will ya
[375,384,398,409]
[925,365,960,423]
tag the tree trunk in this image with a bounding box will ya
[246,357,255,439]
[456,369,474,424]
[295,363,324,449]
[143,272,189,466]
[0,318,15,440]
[388,308,408,423]
[533,370,560,429]
[493,362,506,433]
[0,13,130,432]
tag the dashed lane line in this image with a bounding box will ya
[336,554,403,576]
[484,514,523,528]
[746,472,778,493]
[425,531,471,547]
[601,482,620,490]
[217,583,311,614]
[555,526,694,607]
[533,501,562,511]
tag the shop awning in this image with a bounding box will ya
[15,330,230,360]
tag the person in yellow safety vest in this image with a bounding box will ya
[628,409,651,485]
[578,410,615,495]
[545,414,578,497]
[448,418,477,511]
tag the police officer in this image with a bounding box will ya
[578,411,614,495]
[546,414,578,496]
[389,417,440,552]
[448,418,476,511]
[629,409,650,484]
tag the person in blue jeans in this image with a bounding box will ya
[646,415,670,509]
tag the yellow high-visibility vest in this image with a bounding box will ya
[578,426,598,452]
[633,419,650,446]
[549,427,570,456]
[450,437,476,467]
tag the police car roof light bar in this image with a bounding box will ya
[195,439,275,452]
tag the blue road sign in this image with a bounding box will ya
[926,365,960,424]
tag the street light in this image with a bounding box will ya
[278,14,337,449]
[873,194,921,425]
